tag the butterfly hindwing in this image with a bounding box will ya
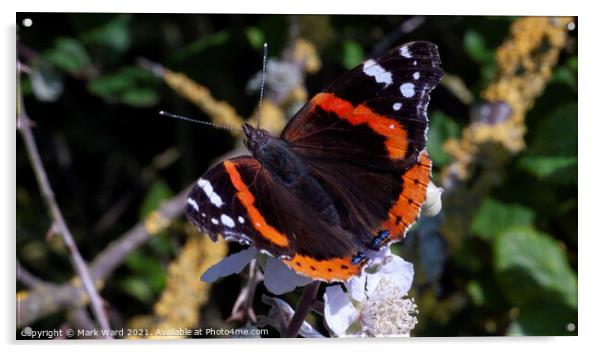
[186,156,366,281]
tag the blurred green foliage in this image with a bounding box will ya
[17,13,577,337]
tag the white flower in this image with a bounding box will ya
[201,248,311,295]
[324,250,419,337]
[246,59,302,101]
[422,181,444,217]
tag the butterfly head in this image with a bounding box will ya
[242,123,271,155]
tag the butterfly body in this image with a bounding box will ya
[243,123,342,225]
[186,41,443,281]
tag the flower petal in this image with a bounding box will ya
[381,255,414,294]
[345,272,367,302]
[201,248,257,283]
[324,284,360,336]
[263,257,312,295]
[422,182,443,216]
[365,254,414,297]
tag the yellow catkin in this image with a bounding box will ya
[17,291,29,301]
[143,210,171,236]
[246,99,287,135]
[291,38,322,74]
[442,17,573,181]
[145,234,228,339]
[163,69,245,135]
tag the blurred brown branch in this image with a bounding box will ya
[16,186,189,328]
[16,261,46,289]
[17,65,112,337]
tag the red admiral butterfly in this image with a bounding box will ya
[186,41,443,281]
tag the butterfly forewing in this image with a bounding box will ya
[281,41,441,246]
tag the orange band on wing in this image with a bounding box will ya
[312,92,408,160]
[284,253,362,281]
[382,151,431,239]
[223,161,290,248]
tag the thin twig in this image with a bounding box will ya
[283,281,321,338]
[17,72,112,338]
[227,259,263,323]
[17,187,189,327]
[66,308,97,333]
[17,261,46,289]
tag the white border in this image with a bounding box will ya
[3,1,598,353]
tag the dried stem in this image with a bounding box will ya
[228,259,263,323]
[17,187,189,327]
[17,72,112,338]
[283,281,321,338]
[17,261,46,289]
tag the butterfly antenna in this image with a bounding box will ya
[159,111,241,133]
[257,42,268,130]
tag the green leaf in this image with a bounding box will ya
[44,37,91,74]
[507,300,577,336]
[171,31,230,62]
[567,55,577,71]
[120,277,154,303]
[87,66,159,107]
[470,198,535,241]
[246,27,265,49]
[466,280,485,306]
[494,227,577,309]
[80,14,131,54]
[121,88,158,107]
[527,103,577,156]
[30,60,64,102]
[342,40,364,69]
[139,179,173,218]
[464,30,494,64]
[552,66,577,90]
[518,155,577,179]
[427,111,460,166]
[125,250,166,292]
[519,103,577,183]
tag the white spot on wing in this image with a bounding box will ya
[187,198,199,212]
[197,178,224,208]
[211,218,219,225]
[413,72,420,80]
[400,83,415,98]
[393,102,402,111]
[362,59,393,87]
[389,124,395,129]
[221,214,235,228]
[400,46,412,58]
[238,216,245,224]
